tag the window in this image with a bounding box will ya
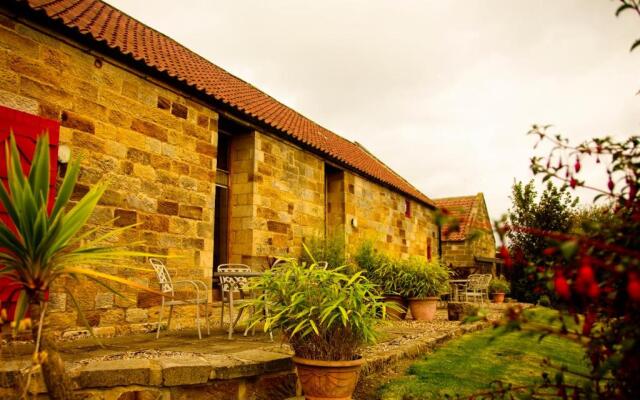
[213,131,231,271]
[427,238,432,261]
[216,133,230,172]
[404,199,411,218]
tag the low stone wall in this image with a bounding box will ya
[0,348,296,400]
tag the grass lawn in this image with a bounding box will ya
[377,308,589,400]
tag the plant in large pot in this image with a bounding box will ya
[397,257,450,321]
[0,134,159,400]
[244,254,386,400]
[354,240,407,320]
[488,276,510,304]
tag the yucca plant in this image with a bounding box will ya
[244,249,386,361]
[0,133,159,400]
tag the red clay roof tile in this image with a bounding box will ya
[20,0,434,206]
[434,195,477,241]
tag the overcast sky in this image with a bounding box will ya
[109,0,639,222]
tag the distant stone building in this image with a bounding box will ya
[0,0,439,336]
[435,193,499,276]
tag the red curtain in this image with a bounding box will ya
[0,105,59,320]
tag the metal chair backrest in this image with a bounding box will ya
[482,274,493,288]
[150,258,173,295]
[217,264,252,293]
[467,274,485,290]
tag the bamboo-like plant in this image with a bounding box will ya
[488,276,510,294]
[0,133,158,399]
[354,240,402,295]
[244,249,386,361]
[396,257,451,299]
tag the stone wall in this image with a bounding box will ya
[250,132,325,264]
[344,172,438,259]
[0,12,218,336]
[228,132,256,265]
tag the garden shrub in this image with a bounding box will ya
[244,256,385,361]
[299,234,347,270]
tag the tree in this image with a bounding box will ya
[506,180,577,303]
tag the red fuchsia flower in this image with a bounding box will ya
[596,156,600,164]
[576,258,596,294]
[628,272,640,302]
[557,158,563,170]
[608,176,615,192]
[543,246,557,256]
[574,158,581,173]
[554,272,571,300]
[570,177,577,189]
[499,245,512,268]
[587,282,600,299]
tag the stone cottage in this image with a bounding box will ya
[434,193,499,276]
[0,0,439,337]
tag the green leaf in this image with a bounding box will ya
[27,134,50,209]
[309,319,319,335]
[66,287,103,347]
[338,306,348,325]
[616,3,634,17]
[559,240,578,260]
[50,158,81,219]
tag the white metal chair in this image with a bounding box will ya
[480,274,492,303]
[218,264,258,339]
[462,274,486,303]
[150,258,210,339]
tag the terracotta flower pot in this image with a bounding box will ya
[293,356,365,400]
[492,292,505,304]
[408,297,438,321]
[383,295,408,320]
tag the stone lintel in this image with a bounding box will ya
[72,359,157,388]
[158,357,211,386]
[231,349,294,374]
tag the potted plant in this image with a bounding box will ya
[397,257,450,321]
[0,134,160,400]
[245,254,385,400]
[489,276,510,304]
[372,260,408,320]
[354,241,407,320]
